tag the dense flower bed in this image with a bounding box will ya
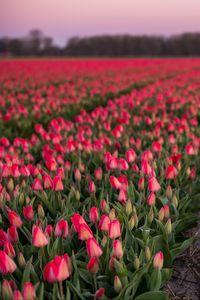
[0,59,200,299]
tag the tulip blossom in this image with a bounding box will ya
[89,207,99,223]
[86,238,103,257]
[22,282,36,300]
[32,225,48,247]
[55,219,69,238]
[166,165,178,180]
[43,254,72,282]
[78,223,93,241]
[87,257,99,273]
[153,251,164,270]
[113,240,123,258]
[148,176,161,192]
[23,205,34,221]
[0,250,17,274]
[108,219,121,239]
[8,211,23,228]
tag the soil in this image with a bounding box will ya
[164,213,200,300]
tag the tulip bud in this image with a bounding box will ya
[113,240,123,258]
[89,207,99,223]
[19,193,25,205]
[74,168,81,182]
[75,190,80,201]
[101,235,107,247]
[2,279,13,299]
[109,208,116,221]
[147,192,156,206]
[165,218,172,234]
[87,257,99,274]
[133,255,140,270]
[145,246,151,262]
[95,288,105,299]
[100,199,109,213]
[114,275,122,293]
[138,177,144,190]
[153,251,164,270]
[4,240,15,257]
[89,180,96,193]
[172,194,178,208]
[38,204,45,219]
[108,220,121,239]
[158,207,164,221]
[166,185,172,199]
[23,205,34,221]
[7,226,19,243]
[128,215,135,230]
[125,199,132,216]
[8,211,23,228]
[133,213,138,228]
[13,290,23,300]
[7,178,14,191]
[18,252,26,268]
[148,207,154,223]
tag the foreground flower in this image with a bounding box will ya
[43,254,72,282]
[0,250,17,274]
[32,225,48,247]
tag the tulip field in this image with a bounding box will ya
[0,58,200,300]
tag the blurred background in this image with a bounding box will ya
[1,0,200,57]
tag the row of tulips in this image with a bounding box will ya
[0,59,200,299]
[1,59,200,139]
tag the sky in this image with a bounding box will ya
[1,0,200,46]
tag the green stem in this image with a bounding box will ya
[59,281,64,300]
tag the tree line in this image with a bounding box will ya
[1,29,200,57]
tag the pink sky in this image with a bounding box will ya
[1,0,200,45]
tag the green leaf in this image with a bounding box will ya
[134,291,169,300]
[170,236,195,259]
[149,268,162,291]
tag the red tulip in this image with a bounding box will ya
[32,178,43,191]
[98,215,111,232]
[32,225,48,247]
[108,220,121,239]
[78,223,93,241]
[55,219,69,238]
[0,250,17,274]
[86,238,103,257]
[113,240,123,258]
[53,176,64,191]
[89,207,99,223]
[23,205,34,221]
[148,176,161,192]
[153,251,164,270]
[87,257,99,273]
[43,254,72,282]
[71,213,86,232]
[8,211,23,228]
[22,282,36,300]
[166,165,178,180]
